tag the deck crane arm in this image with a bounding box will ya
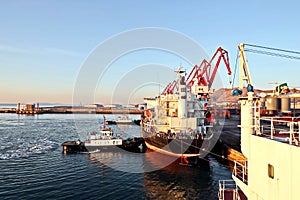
[232,43,254,96]
[186,47,232,90]
[238,43,253,89]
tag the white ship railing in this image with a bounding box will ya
[233,160,248,185]
[218,180,241,200]
[260,117,300,146]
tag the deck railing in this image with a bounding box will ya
[233,160,248,185]
[218,180,241,200]
[260,117,300,146]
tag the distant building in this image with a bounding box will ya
[16,103,40,114]
[104,104,122,109]
[123,104,136,109]
[18,103,36,111]
[83,104,103,108]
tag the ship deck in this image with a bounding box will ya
[259,117,300,146]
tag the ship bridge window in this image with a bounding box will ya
[268,164,274,179]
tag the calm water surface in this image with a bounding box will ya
[0,114,232,199]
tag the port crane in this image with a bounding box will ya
[161,47,232,95]
[161,80,178,95]
[185,47,232,90]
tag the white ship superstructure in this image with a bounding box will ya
[144,68,210,135]
[219,43,300,200]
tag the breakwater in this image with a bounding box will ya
[0,106,143,114]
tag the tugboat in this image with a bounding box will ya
[84,123,122,152]
[62,116,146,153]
[141,47,232,165]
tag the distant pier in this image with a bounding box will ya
[0,105,143,115]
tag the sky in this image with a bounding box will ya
[1,0,300,104]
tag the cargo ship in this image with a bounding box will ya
[141,47,232,165]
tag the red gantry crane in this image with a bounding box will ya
[161,47,232,95]
[186,47,232,90]
[161,80,178,95]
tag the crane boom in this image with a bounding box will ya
[232,43,254,96]
[161,80,178,95]
[161,82,172,95]
[185,64,200,87]
[205,47,231,89]
[238,43,253,89]
[186,47,232,90]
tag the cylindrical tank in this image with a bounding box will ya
[265,97,278,110]
[277,98,282,111]
[281,97,291,112]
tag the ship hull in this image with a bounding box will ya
[106,120,134,125]
[86,137,147,153]
[84,144,123,152]
[62,137,147,153]
[141,126,204,158]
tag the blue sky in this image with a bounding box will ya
[1,0,300,104]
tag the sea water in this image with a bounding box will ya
[0,113,232,199]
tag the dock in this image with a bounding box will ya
[212,115,246,163]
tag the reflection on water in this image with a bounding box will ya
[87,148,231,200]
[88,151,146,173]
[143,150,212,199]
